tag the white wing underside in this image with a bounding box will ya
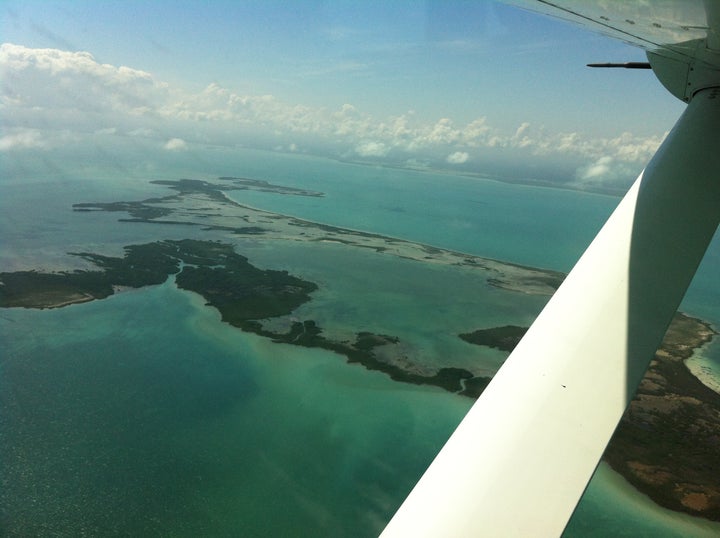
[507,0,714,54]
[382,2,720,536]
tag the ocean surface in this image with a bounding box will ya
[2,146,720,537]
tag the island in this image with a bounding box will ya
[459,325,528,352]
[71,176,565,296]
[0,239,486,396]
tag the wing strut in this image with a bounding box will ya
[381,86,720,537]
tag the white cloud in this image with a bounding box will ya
[573,155,643,188]
[0,43,151,81]
[164,138,187,151]
[446,151,469,164]
[0,43,165,117]
[0,128,46,151]
[568,132,666,186]
[355,140,388,157]
[1,43,667,188]
[577,156,614,181]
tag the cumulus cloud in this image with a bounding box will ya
[164,137,187,151]
[577,156,614,181]
[446,151,469,164]
[573,154,643,188]
[568,132,666,186]
[1,43,667,189]
[0,43,164,117]
[355,140,389,157]
[0,128,46,151]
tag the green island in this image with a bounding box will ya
[71,177,565,296]
[462,315,720,521]
[3,175,719,522]
[459,325,528,352]
[0,239,486,396]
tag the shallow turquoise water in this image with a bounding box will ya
[0,279,471,536]
[2,147,719,536]
[222,149,617,272]
[235,239,546,376]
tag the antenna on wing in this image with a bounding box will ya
[587,62,652,68]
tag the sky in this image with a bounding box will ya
[1,0,688,191]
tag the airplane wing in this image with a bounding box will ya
[506,0,720,103]
[506,1,712,54]
[381,2,720,536]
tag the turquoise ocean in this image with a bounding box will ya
[2,146,720,536]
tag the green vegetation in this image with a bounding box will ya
[244,319,485,394]
[459,325,528,352]
[0,240,313,318]
[0,242,180,308]
[0,238,486,396]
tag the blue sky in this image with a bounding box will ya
[1,0,686,190]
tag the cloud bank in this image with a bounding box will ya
[1,43,665,190]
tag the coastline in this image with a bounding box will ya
[686,352,720,395]
[604,313,720,521]
[71,177,566,296]
[566,462,720,537]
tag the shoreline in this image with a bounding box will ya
[603,313,720,521]
[72,177,567,296]
[0,238,491,398]
[567,462,720,537]
[686,352,720,395]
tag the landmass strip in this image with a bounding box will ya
[0,239,484,395]
[72,176,566,295]
[2,175,718,522]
